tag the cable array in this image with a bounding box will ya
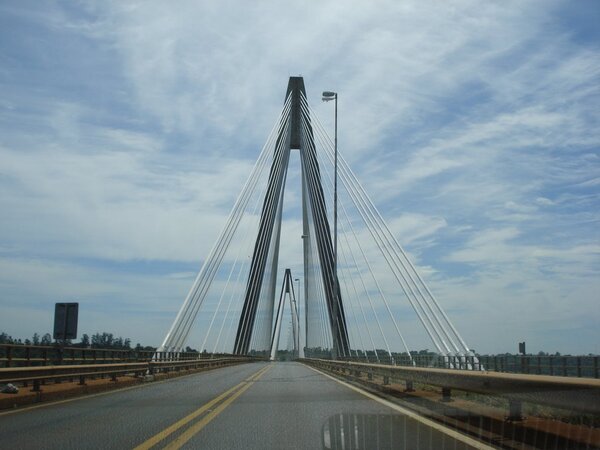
[159,79,474,366]
[158,95,292,352]
[300,93,472,360]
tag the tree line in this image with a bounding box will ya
[0,331,184,352]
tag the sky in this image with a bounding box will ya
[0,1,598,355]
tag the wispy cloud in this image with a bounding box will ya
[0,1,598,353]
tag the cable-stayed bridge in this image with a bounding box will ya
[2,78,598,450]
[158,76,472,365]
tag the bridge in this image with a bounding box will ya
[1,78,599,449]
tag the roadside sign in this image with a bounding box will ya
[53,303,79,340]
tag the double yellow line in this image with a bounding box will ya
[134,364,272,450]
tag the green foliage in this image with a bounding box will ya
[40,333,52,345]
[89,332,132,349]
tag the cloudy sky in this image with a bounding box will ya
[0,1,598,354]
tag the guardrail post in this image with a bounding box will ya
[520,355,525,374]
[79,375,86,386]
[405,380,414,392]
[507,400,523,421]
[32,379,41,392]
[441,387,452,402]
[6,346,12,367]
[111,373,117,382]
[383,375,390,385]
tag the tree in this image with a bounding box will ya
[80,333,90,347]
[32,333,40,345]
[91,332,114,348]
[40,333,52,345]
[0,333,14,344]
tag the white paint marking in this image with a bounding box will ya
[305,364,496,450]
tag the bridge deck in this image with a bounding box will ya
[0,362,486,449]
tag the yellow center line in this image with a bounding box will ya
[163,372,262,450]
[133,364,271,450]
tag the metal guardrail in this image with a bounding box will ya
[476,354,600,378]
[305,353,600,378]
[0,343,231,368]
[0,357,256,392]
[300,358,600,419]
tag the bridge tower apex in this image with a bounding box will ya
[285,76,306,150]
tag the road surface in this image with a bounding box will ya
[0,362,492,449]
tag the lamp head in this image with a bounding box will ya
[322,91,336,102]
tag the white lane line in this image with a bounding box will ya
[304,364,496,450]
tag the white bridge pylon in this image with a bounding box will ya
[270,268,301,361]
[158,77,475,365]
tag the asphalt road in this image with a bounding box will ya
[0,362,491,449]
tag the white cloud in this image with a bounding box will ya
[0,1,598,354]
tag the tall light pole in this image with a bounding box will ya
[322,90,338,357]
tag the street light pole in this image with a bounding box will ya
[334,94,338,307]
[322,90,339,357]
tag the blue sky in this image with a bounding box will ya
[0,1,598,354]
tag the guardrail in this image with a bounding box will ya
[304,353,600,378]
[0,357,256,392]
[300,358,600,420]
[476,354,599,378]
[0,343,232,368]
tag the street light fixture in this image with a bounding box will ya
[322,90,339,357]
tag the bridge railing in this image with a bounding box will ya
[304,351,600,378]
[474,354,599,378]
[0,356,258,393]
[299,357,600,420]
[0,343,233,368]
